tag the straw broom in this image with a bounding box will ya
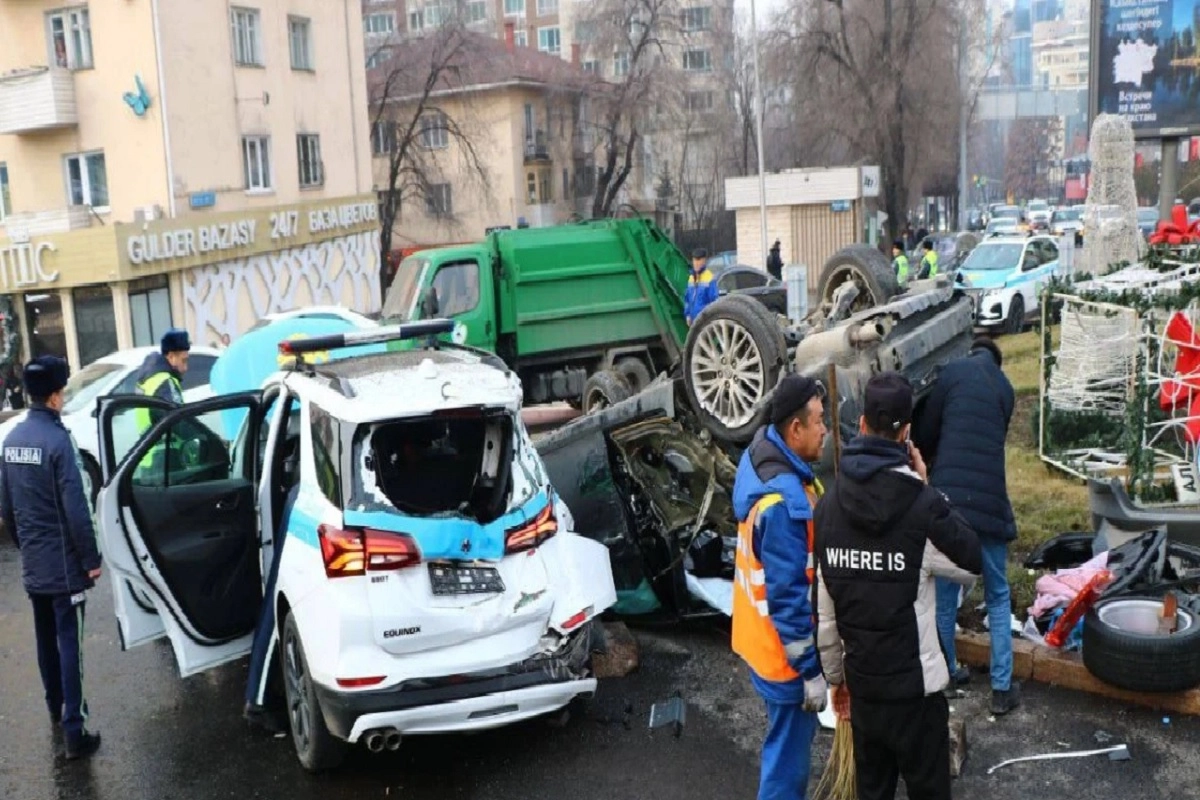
[813,684,855,800]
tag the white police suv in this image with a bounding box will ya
[94,319,616,771]
[957,234,1062,334]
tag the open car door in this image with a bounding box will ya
[96,392,265,677]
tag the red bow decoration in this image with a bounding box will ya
[1160,311,1200,444]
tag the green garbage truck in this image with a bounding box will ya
[380,218,692,411]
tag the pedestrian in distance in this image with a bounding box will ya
[916,239,939,279]
[767,240,784,281]
[891,240,911,286]
[913,337,1021,715]
[684,248,719,326]
[1,356,103,760]
[731,374,829,800]
[814,371,981,800]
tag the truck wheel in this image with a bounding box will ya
[1082,596,1200,693]
[684,294,786,444]
[818,245,899,312]
[582,370,632,414]
[282,613,347,771]
[615,358,653,395]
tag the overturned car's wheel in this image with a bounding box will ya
[1082,595,1200,693]
[684,294,786,444]
[818,245,900,312]
[582,369,632,414]
[282,614,347,771]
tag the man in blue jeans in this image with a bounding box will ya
[913,337,1020,716]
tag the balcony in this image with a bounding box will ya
[523,130,550,163]
[0,67,78,135]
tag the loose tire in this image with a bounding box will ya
[615,357,653,395]
[582,370,632,414]
[1006,295,1025,335]
[282,614,347,771]
[684,294,786,444]
[1082,596,1200,693]
[818,245,900,313]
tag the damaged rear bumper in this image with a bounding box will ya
[316,623,595,741]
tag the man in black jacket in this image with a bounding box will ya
[913,337,1019,716]
[1,356,103,760]
[815,372,981,800]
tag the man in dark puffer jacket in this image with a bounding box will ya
[913,337,1019,716]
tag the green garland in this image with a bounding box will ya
[1041,246,1200,501]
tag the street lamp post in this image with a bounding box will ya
[749,0,768,269]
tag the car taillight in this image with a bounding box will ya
[505,503,557,554]
[318,525,421,578]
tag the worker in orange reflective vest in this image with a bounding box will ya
[731,374,829,800]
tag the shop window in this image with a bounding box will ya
[64,151,108,210]
[129,275,173,349]
[242,136,272,192]
[47,7,93,70]
[0,162,10,220]
[231,7,264,67]
[72,285,119,367]
[289,16,313,71]
[24,293,68,362]
[297,134,324,188]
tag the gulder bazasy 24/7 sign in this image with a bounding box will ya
[1092,0,1200,137]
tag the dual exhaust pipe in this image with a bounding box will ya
[363,728,402,753]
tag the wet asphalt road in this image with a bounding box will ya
[0,539,758,800]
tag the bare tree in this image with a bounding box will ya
[368,22,492,271]
[1004,117,1062,200]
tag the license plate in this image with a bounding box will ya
[428,563,505,596]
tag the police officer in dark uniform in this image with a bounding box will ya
[1,356,103,760]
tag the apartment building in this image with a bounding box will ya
[362,0,573,61]
[370,25,590,246]
[0,0,377,371]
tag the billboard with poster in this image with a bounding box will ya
[1090,0,1200,138]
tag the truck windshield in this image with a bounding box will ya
[380,256,430,321]
[961,243,1023,271]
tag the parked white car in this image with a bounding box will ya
[93,319,616,771]
[958,235,1062,334]
[0,345,221,500]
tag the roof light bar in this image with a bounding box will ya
[278,318,456,356]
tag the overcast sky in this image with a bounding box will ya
[735,0,787,24]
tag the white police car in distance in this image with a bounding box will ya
[93,318,616,771]
[958,234,1062,335]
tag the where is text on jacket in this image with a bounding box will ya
[732,425,823,703]
[814,435,981,700]
[136,351,184,403]
[1,406,101,595]
[912,347,1016,541]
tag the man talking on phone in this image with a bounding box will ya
[814,372,980,800]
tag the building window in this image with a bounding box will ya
[47,8,93,70]
[24,293,67,362]
[297,134,323,188]
[539,172,552,203]
[505,0,525,15]
[686,90,714,111]
[231,7,264,67]
[64,151,108,209]
[683,49,712,72]
[537,26,561,54]
[128,275,173,349]
[366,47,392,69]
[364,13,395,34]
[408,9,424,30]
[242,136,272,191]
[72,286,119,367]
[426,184,452,216]
[372,120,396,155]
[466,0,488,23]
[419,113,449,149]
[613,52,630,77]
[0,163,10,220]
[536,0,558,15]
[681,6,712,32]
[289,16,313,70]
[514,29,528,47]
[582,60,599,74]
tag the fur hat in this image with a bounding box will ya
[23,356,69,398]
[161,328,191,355]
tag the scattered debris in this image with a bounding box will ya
[649,691,686,738]
[1094,730,1113,744]
[987,744,1130,775]
[949,718,968,778]
[592,622,640,679]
